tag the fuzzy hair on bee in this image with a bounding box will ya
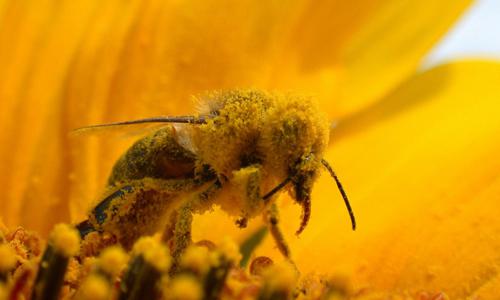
[75,89,355,265]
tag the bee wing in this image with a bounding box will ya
[70,115,208,139]
[71,122,168,139]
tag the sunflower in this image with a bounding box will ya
[0,0,499,298]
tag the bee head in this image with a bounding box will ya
[261,94,329,177]
[259,95,329,234]
[266,152,355,236]
[289,153,321,235]
[261,95,355,235]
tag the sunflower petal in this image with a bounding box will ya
[274,0,474,118]
[278,61,500,298]
[0,0,475,236]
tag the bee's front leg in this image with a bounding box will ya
[231,165,264,228]
[264,202,291,259]
[233,166,296,265]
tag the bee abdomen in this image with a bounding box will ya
[91,184,186,249]
[108,127,196,185]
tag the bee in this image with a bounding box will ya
[75,89,355,262]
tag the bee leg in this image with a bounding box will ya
[171,202,193,263]
[235,166,297,263]
[81,178,200,253]
[265,203,300,273]
[161,210,178,249]
[264,202,291,259]
[166,181,222,270]
[231,165,263,226]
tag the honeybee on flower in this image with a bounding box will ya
[75,89,355,263]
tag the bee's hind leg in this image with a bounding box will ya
[163,181,222,270]
[171,202,193,263]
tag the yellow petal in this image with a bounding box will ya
[0,0,473,235]
[264,61,500,298]
[272,0,473,118]
[0,0,301,232]
[0,0,107,233]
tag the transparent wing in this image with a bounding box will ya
[71,122,168,139]
[70,115,208,139]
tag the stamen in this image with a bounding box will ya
[0,244,17,282]
[257,262,298,300]
[118,237,170,300]
[74,274,111,300]
[97,246,128,279]
[31,224,80,300]
[179,245,211,276]
[204,238,239,300]
[249,256,274,276]
[203,257,231,300]
[165,275,202,300]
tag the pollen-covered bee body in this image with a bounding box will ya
[192,90,330,230]
[107,126,198,185]
[80,126,216,249]
[87,180,191,249]
[193,90,329,180]
[77,89,355,262]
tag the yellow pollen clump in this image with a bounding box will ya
[217,237,242,264]
[165,275,202,300]
[131,236,156,256]
[75,274,110,300]
[192,89,273,176]
[0,244,17,272]
[49,224,80,257]
[0,283,6,300]
[81,257,98,277]
[98,246,128,277]
[261,262,298,291]
[180,245,211,275]
[133,237,171,272]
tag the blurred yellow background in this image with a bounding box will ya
[1,0,499,298]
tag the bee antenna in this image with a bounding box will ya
[262,177,292,202]
[320,159,356,230]
[74,115,209,131]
